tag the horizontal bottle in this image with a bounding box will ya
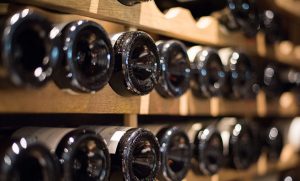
[262,63,300,96]
[217,118,255,169]
[154,0,227,19]
[0,9,58,88]
[109,31,160,96]
[0,137,59,181]
[181,121,223,175]
[118,0,149,6]
[12,127,110,181]
[84,126,161,181]
[142,125,192,181]
[226,0,260,37]
[218,48,257,99]
[261,125,283,161]
[259,10,286,44]
[155,40,191,98]
[188,46,226,98]
[52,20,114,93]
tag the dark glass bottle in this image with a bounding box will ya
[219,49,256,99]
[142,125,191,181]
[188,46,226,98]
[182,122,223,175]
[154,0,227,19]
[226,0,260,37]
[0,138,59,181]
[109,31,160,96]
[217,118,255,169]
[261,126,283,161]
[87,126,160,181]
[13,127,110,181]
[0,9,57,88]
[262,63,300,97]
[52,20,114,93]
[118,0,149,6]
[155,40,191,98]
[259,10,286,44]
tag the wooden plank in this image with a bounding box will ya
[0,83,141,114]
[147,91,181,115]
[187,91,211,116]
[275,0,300,18]
[210,98,257,117]
[257,91,298,117]
[124,114,138,127]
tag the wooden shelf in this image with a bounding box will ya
[3,1,300,67]
[275,0,300,18]
[0,83,141,114]
[0,82,299,117]
[257,91,299,117]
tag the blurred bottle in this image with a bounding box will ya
[188,46,226,98]
[118,0,149,6]
[0,137,59,181]
[154,0,227,19]
[218,48,258,99]
[217,118,255,169]
[259,10,287,44]
[262,63,300,97]
[182,121,223,175]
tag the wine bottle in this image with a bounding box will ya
[118,0,149,6]
[259,10,286,44]
[226,0,260,37]
[261,125,283,161]
[85,126,161,181]
[109,31,160,96]
[218,48,256,99]
[52,20,114,93]
[154,0,227,19]
[12,127,110,181]
[142,125,191,181]
[0,137,59,181]
[0,9,57,88]
[188,46,226,98]
[262,63,300,97]
[155,40,191,98]
[217,118,255,169]
[182,121,223,175]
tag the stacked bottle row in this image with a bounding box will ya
[1,9,298,99]
[1,117,299,181]
[119,0,287,42]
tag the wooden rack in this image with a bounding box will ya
[0,1,300,181]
